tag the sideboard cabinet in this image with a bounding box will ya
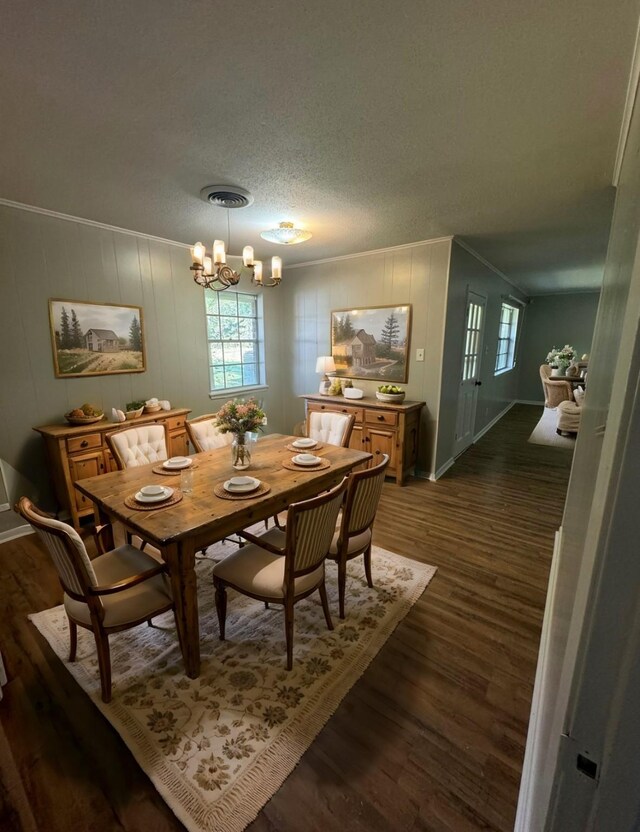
[301,394,424,485]
[34,408,191,529]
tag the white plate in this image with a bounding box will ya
[292,454,321,467]
[163,457,192,469]
[135,486,174,503]
[223,477,261,494]
[292,438,317,449]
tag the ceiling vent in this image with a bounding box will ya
[200,185,254,209]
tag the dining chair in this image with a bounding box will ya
[185,414,233,453]
[326,453,389,619]
[306,410,355,447]
[539,365,573,409]
[16,497,175,703]
[212,478,348,669]
[105,423,169,470]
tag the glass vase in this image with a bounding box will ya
[231,433,251,470]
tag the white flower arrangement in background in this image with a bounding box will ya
[546,344,577,368]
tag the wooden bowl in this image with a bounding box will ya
[64,412,105,425]
[125,406,144,420]
[376,391,405,403]
[144,404,162,413]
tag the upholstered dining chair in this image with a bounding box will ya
[539,365,573,409]
[212,479,348,669]
[185,414,233,454]
[326,453,389,619]
[105,423,169,470]
[16,497,175,703]
[306,410,355,447]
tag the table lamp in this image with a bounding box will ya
[315,356,336,394]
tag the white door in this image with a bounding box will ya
[453,290,486,457]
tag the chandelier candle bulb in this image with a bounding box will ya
[203,255,213,274]
[253,260,263,284]
[213,240,226,265]
[272,256,282,280]
[243,245,254,267]
[192,242,205,266]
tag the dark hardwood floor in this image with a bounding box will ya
[0,404,572,832]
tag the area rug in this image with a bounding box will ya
[528,406,576,449]
[29,539,436,832]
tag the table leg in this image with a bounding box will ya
[163,540,200,678]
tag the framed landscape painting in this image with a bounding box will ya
[330,304,412,383]
[48,299,146,378]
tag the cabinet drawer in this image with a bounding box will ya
[365,409,398,427]
[166,415,186,431]
[307,402,364,423]
[67,433,102,454]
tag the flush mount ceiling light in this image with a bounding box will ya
[190,186,282,290]
[260,221,312,245]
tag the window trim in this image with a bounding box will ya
[494,302,520,376]
[205,289,267,396]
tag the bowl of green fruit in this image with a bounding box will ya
[376,385,405,403]
[65,403,105,425]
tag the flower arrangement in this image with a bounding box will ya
[215,398,266,435]
[545,345,576,368]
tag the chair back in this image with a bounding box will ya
[307,410,355,447]
[106,424,168,469]
[342,453,389,536]
[539,364,572,408]
[186,414,232,453]
[285,479,347,578]
[16,497,97,598]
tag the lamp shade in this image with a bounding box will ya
[315,356,336,374]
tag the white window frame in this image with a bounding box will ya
[494,302,520,375]
[205,289,267,398]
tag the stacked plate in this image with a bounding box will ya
[223,476,261,494]
[162,456,192,470]
[291,453,322,467]
[135,485,174,503]
[291,437,318,450]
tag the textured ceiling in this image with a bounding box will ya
[0,1,637,294]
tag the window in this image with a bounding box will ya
[495,303,520,374]
[205,290,265,393]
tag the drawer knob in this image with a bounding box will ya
[81,440,89,448]
[377,415,384,421]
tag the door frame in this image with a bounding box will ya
[452,288,487,458]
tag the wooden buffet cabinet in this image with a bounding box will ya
[301,394,425,485]
[34,408,191,529]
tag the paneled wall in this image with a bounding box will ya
[0,204,286,507]
[517,291,600,402]
[279,239,452,475]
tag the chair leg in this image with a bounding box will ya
[93,629,112,703]
[363,544,374,588]
[338,560,347,620]
[214,578,227,640]
[284,599,294,670]
[265,601,269,609]
[68,619,77,662]
[319,581,333,631]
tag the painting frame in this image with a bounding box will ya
[330,304,412,384]
[48,298,146,378]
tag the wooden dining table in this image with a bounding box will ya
[74,434,371,679]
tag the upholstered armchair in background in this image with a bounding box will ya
[539,365,573,408]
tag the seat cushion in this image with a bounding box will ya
[64,545,172,628]
[212,530,324,599]
[328,527,372,557]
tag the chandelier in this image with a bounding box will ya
[190,185,284,291]
[260,221,312,245]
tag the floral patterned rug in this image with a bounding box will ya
[29,539,436,832]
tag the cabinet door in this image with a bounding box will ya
[349,423,365,452]
[68,451,104,510]
[367,427,397,469]
[169,430,190,457]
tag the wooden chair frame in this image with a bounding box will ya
[305,410,356,448]
[327,453,389,618]
[17,497,175,703]
[213,478,348,669]
[105,422,170,471]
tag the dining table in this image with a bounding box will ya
[74,433,371,679]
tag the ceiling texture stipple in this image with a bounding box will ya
[0,0,637,294]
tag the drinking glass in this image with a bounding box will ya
[181,467,194,494]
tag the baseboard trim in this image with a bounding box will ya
[0,503,9,512]
[0,525,34,544]
[473,401,516,443]
[429,457,455,481]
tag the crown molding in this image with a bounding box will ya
[613,16,640,187]
[283,236,453,270]
[0,197,191,249]
[453,237,529,296]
